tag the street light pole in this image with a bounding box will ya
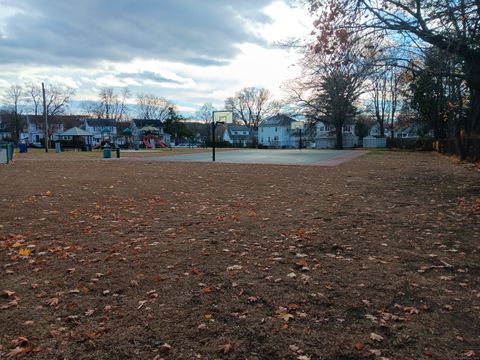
[42,82,48,153]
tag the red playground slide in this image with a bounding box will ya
[143,138,153,149]
[155,138,168,148]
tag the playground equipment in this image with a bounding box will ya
[143,138,153,149]
[155,138,169,148]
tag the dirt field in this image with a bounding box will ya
[0,151,479,359]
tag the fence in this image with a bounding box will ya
[363,136,387,148]
[386,137,433,151]
[433,138,480,162]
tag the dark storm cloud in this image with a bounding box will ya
[0,0,273,67]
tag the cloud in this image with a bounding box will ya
[0,0,273,67]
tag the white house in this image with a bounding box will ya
[223,125,256,147]
[24,115,74,146]
[310,121,358,149]
[84,119,118,146]
[258,114,298,148]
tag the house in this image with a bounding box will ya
[84,119,118,146]
[19,115,85,147]
[258,114,298,148]
[131,119,171,148]
[0,116,13,141]
[396,124,419,139]
[308,121,358,149]
[223,125,256,147]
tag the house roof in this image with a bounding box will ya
[260,114,295,127]
[85,118,117,127]
[27,115,86,126]
[132,119,164,128]
[227,125,251,132]
[225,125,257,141]
[60,127,93,136]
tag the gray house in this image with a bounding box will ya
[223,125,256,147]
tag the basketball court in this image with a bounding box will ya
[132,149,365,166]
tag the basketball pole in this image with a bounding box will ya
[211,111,233,162]
[212,119,216,162]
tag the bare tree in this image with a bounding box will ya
[196,103,215,123]
[84,87,130,121]
[25,83,75,116]
[288,14,377,149]
[371,67,401,138]
[225,87,281,127]
[2,85,24,142]
[25,82,42,115]
[136,93,171,120]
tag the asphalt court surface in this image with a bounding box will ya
[134,149,366,166]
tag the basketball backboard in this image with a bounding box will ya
[291,121,304,130]
[213,111,233,124]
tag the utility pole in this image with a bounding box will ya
[42,82,48,153]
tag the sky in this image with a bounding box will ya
[0,0,313,115]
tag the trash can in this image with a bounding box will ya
[7,143,14,162]
[18,143,27,153]
[55,142,61,153]
[103,144,111,159]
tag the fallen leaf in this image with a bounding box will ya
[7,347,26,358]
[464,350,476,358]
[219,343,234,354]
[159,343,172,352]
[2,290,15,297]
[137,301,147,310]
[370,333,384,342]
[354,342,365,350]
[18,248,31,257]
[45,298,59,307]
[277,313,294,322]
[227,265,242,271]
[11,336,28,347]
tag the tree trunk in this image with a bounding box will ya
[455,124,467,161]
[335,127,343,150]
[468,87,480,135]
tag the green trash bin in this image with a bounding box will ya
[103,144,111,159]
[6,143,14,162]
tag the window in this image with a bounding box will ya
[275,127,277,132]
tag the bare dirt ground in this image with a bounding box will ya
[0,151,479,360]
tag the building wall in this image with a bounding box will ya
[258,126,296,148]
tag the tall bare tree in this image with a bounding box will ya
[371,67,401,138]
[136,93,171,120]
[288,7,377,149]
[225,87,281,127]
[196,103,215,123]
[2,85,24,142]
[84,87,130,121]
[25,83,75,116]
